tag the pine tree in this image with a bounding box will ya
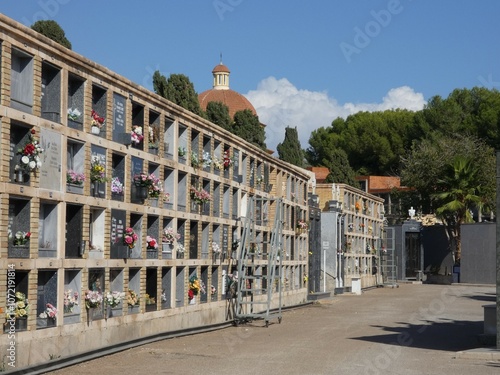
[31,20,72,49]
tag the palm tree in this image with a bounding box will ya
[432,156,481,263]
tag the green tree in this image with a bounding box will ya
[400,135,495,262]
[205,101,232,131]
[153,71,204,117]
[433,156,482,263]
[324,148,358,187]
[277,126,304,167]
[232,109,266,150]
[307,109,417,176]
[31,20,72,49]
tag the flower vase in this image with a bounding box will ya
[16,170,24,183]
[149,197,158,207]
[136,186,149,200]
[91,126,100,135]
[189,296,196,305]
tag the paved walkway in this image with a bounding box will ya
[46,284,499,375]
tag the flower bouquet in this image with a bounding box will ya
[133,172,154,187]
[12,231,31,246]
[148,125,160,149]
[131,125,144,145]
[148,174,162,198]
[90,155,108,183]
[188,275,205,301]
[39,303,57,320]
[7,292,29,319]
[190,185,211,205]
[63,290,79,313]
[144,294,156,305]
[67,108,81,121]
[84,290,103,309]
[162,227,180,244]
[91,110,105,129]
[211,242,221,255]
[104,291,125,308]
[126,289,138,306]
[123,227,138,249]
[67,170,86,185]
[17,129,43,173]
[297,220,308,230]
[111,177,124,195]
[223,150,233,169]
[146,236,158,250]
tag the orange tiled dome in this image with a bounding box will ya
[198,62,257,118]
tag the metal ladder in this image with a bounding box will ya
[234,196,284,326]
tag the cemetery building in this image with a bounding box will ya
[310,180,385,294]
[0,14,310,370]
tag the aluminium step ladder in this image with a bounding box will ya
[234,196,284,327]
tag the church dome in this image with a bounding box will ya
[198,61,257,119]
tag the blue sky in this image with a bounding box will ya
[2,0,499,150]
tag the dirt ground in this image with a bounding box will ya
[42,283,499,375]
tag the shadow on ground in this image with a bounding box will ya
[351,319,483,352]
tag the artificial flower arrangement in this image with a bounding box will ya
[84,290,103,309]
[90,109,105,129]
[67,107,81,121]
[111,177,124,195]
[163,192,171,203]
[223,150,233,169]
[255,175,264,185]
[210,285,216,295]
[188,275,205,301]
[146,235,158,250]
[126,289,139,306]
[63,290,79,313]
[90,155,108,183]
[297,220,308,230]
[11,230,31,246]
[212,156,224,170]
[191,151,211,169]
[131,125,144,145]
[133,172,154,187]
[148,125,160,149]
[66,170,86,185]
[178,147,187,157]
[144,293,156,305]
[39,303,57,320]
[148,174,163,198]
[104,291,125,308]
[211,242,221,255]
[177,243,185,255]
[17,129,43,173]
[355,201,361,212]
[162,227,180,244]
[7,292,29,319]
[190,185,211,205]
[123,227,138,249]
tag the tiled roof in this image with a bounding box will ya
[307,166,330,182]
[212,63,230,73]
[356,176,403,193]
[198,89,257,118]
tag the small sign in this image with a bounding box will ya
[322,241,329,248]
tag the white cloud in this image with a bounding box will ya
[245,77,426,152]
